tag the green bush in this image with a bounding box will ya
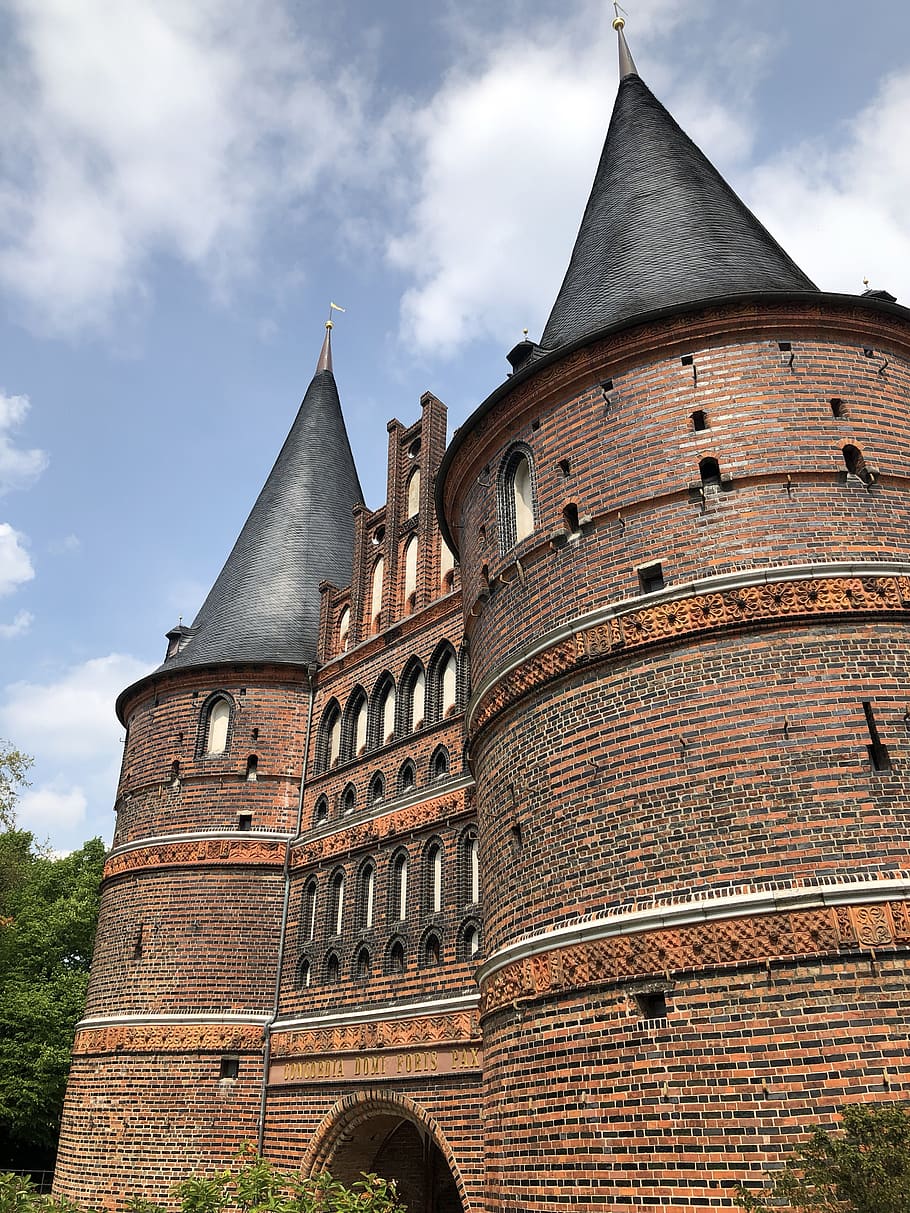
[0,1151,406,1213]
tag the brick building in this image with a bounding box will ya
[55,20,910,1212]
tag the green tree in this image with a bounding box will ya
[0,832,106,1170]
[735,1103,910,1213]
[0,741,31,835]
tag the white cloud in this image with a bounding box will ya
[17,783,88,835]
[0,523,34,596]
[0,652,153,849]
[386,3,757,356]
[746,71,910,300]
[0,0,375,333]
[0,392,47,493]
[0,609,33,638]
[0,653,151,763]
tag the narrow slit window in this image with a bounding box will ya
[393,853,408,921]
[428,843,443,913]
[404,535,419,610]
[563,503,581,537]
[390,940,405,973]
[362,866,375,931]
[304,880,318,941]
[691,409,707,431]
[830,398,846,419]
[330,872,345,936]
[245,755,258,782]
[699,457,721,488]
[469,836,480,904]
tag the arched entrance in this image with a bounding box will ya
[305,1095,465,1213]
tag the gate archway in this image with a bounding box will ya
[304,1092,466,1213]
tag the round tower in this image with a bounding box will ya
[54,330,364,1208]
[438,24,910,1211]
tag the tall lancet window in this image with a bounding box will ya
[411,670,426,732]
[404,535,419,611]
[338,606,350,652]
[370,558,384,633]
[392,853,408,921]
[406,468,421,518]
[440,652,456,718]
[328,712,342,767]
[499,445,536,551]
[352,698,367,756]
[381,683,396,746]
[205,698,231,755]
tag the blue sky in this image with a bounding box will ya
[2,0,910,852]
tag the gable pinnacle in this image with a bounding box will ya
[612,4,638,79]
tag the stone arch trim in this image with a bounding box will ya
[302,1089,473,1210]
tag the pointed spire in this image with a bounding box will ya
[612,6,638,78]
[158,326,364,672]
[317,320,333,373]
[540,31,817,351]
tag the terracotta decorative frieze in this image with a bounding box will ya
[104,836,286,880]
[72,1020,266,1056]
[294,792,471,866]
[469,573,910,738]
[479,901,910,1017]
[270,1009,480,1058]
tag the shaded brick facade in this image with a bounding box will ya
[55,32,910,1213]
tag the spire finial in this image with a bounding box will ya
[317,302,345,373]
[612,3,638,78]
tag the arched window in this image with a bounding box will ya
[406,467,421,517]
[370,558,384,633]
[202,696,231,756]
[400,661,425,734]
[470,835,479,904]
[423,932,442,968]
[338,606,350,653]
[329,870,345,936]
[398,759,416,795]
[462,923,480,960]
[313,795,329,826]
[440,652,456,717]
[388,938,406,974]
[430,745,449,782]
[302,879,318,941]
[499,446,536,550]
[360,864,375,931]
[368,771,385,805]
[341,784,356,816]
[426,842,443,914]
[391,851,408,922]
[349,695,368,757]
[440,538,455,592]
[245,755,258,782]
[354,946,371,981]
[404,535,419,611]
[325,952,340,985]
[317,701,342,772]
[296,957,312,988]
[381,682,396,745]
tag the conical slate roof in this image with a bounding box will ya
[161,326,363,672]
[540,35,817,350]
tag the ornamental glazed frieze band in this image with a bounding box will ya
[478,900,910,1018]
[466,564,910,738]
[72,1020,267,1056]
[103,834,288,880]
[270,1009,480,1059]
[293,790,472,866]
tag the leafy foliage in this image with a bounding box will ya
[0,832,105,1168]
[735,1103,910,1213]
[0,1150,407,1213]
[0,742,30,834]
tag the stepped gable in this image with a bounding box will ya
[161,324,364,672]
[539,23,817,351]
